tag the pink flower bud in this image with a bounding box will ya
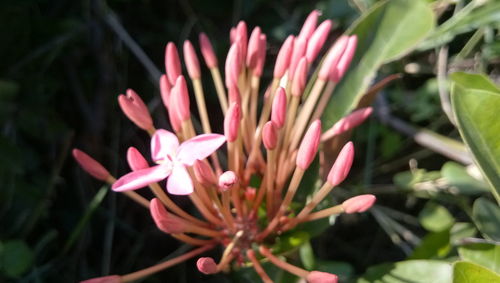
[183,40,201,80]
[80,275,121,283]
[327,141,354,186]
[127,147,149,171]
[167,91,181,132]
[218,171,237,192]
[118,89,153,131]
[160,74,172,110]
[306,20,332,63]
[288,36,307,78]
[273,35,294,78]
[245,187,256,201]
[193,160,217,186]
[199,32,218,68]
[296,120,321,170]
[262,121,278,150]
[342,194,376,214]
[318,35,349,81]
[229,27,236,44]
[236,21,248,58]
[307,271,338,283]
[196,257,218,275]
[332,35,357,82]
[228,87,241,105]
[165,42,182,85]
[322,107,372,140]
[72,149,110,181]
[150,198,186,234]
[253,34,267,77]
[298,10,320,41]
[224,102,241,142]
[171,76,191,122]
[246,26,262,68]
[291,57,308,97]
[225,42,242,89]
[271,87,287,128]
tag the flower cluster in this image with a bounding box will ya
[74,10,376,283]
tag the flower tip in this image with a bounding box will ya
[262,121,278,150]
[218,171,237,192]
[224,102,241,142]
[271,87,287,128]
[183,40,201,79]
[306,19,332,63]
[150,198,186,234]
[296,120,321,170]
[273,35,295,78]
[80,275,121,283]
[342,194,376,214]
[172,76,191,121]
[307,271,338,283]
[127,147,149,171]
[118,90,153,131]
[196,257,218,275]
[193,159,217,186]
[165,42,182,85]
[199,32,218,68]
[327,141,354,186]
[72,149,110,182]
[159,74,171,109]
[298,10,320,40]
[291,57,308,97]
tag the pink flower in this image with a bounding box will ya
[112,129,226,195]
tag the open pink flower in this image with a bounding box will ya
[112,129,226,195]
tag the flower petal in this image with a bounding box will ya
[112,164,171,192]
[177,134,226,166]
[151,129,179,162]
[167,164,193,195]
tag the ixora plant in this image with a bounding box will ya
[74,10,378,283]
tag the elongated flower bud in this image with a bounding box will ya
[193,159,217,186]
[236,21,248,59]
[296,120,321,170]
[306,20,332,63]
[183,40,201,80]
[224,102,241,142]
[72,149,110,181]
[225,42,242,89]
[80,275,121,283]
[342,194,376,214]
[171,76,191,122]
[127,147,149,171]
[150,198,186,234]
[228,87,241,105]
[298,10,320,40]
[247,27,262,68]
[273,35,294,78]
[327,141,354,186]
[197,257,218,274]
[318,35,348,81]
[199,33,218,68]
[271,87,287,128]
[253,34,267,77]
[322,107,372,141]
[160,74,172,110]
[219,171,237,192]
[168,90,181,132]
[229,27,236,44]
[291,57,308,97]
[118,89,153,131]
[288,36,307,78]
[307,271,338,283]
[332,35,357,82]
[165,42,182,85]
[263,121,278,150]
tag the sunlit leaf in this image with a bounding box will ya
[458,243,500,274]
[453,261,500,283]
[357,260,452,283]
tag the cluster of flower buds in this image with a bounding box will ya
[75,10,376,283]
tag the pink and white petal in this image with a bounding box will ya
[112,164,171,192]
[177,134,226,166]
[151,129,179,162]
[166,164,193,195]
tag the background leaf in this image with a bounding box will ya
[357,260,452,283]
[453,261,500,283]
[322,0,435,125]
[419,202,455,232]
[472,198,500,241]
[458,243,500,274]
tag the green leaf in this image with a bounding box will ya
[419,202,455,232]
[450,222,477,245]
[316,260,354,282]
[273,230,310,254]
[472,198,500,241]
[0,240,34,278]
[322,0,435,125]
[451,72,500,203]
[357,260,452,283]
[419,2,500,50]
[409,229,451,260]
[441,162,489,195]
[299,241,315,270]
[453,261,500,283]
[458,243,500,274]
